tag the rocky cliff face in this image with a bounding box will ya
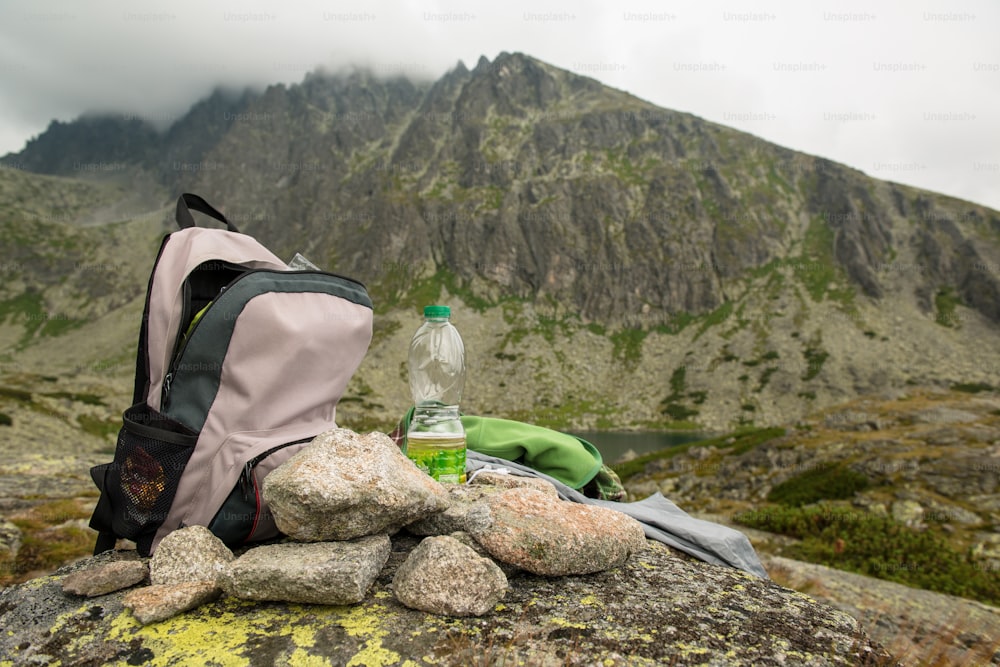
[3,52,1000,431]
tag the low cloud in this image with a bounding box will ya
[0,0,997,210]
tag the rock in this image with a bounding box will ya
[762,554,1000,666]
[60,559,148,597]
[392,535,507,617]
[0,518,21,558]
[149,525,234,586]
[467,470,559,497]
[920,455,999,497]
[971,532,1000,569]
[823,410,881,431]
[689,446,712,460]
[404,484,498,536]
[922,499,982,525]
[891,500,925,528]
[0,541,891,665]
[914,407,980,424]
[123,581,223,625]
[446,531,521,578]
[222,535,390,605]
[624,479,660,500]
[467,488,646,576]
[263,428,449,541]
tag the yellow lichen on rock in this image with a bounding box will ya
[107,598,257,666]
[338,603,411,667]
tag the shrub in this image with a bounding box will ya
[734,503,1000,605]
[661,402,698,421]
[767,463,869,507]
[802,347,829,381]
[951,382,993,394]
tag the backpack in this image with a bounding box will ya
[88,194,373,556]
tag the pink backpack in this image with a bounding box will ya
[89,194,373,555]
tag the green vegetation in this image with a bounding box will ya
[0,386,32,402]
[734,503,1000,606]
[668,366,686,396]
[934,287,962,328]
[741,217,856,313]
[373,265,499,316]
[693,301,733,341]
[612,426,785,481]
[655,311,696,336]
[802,345,829,381]
[951,382,994,394]
[609,327,647,366]
[659,365,702,423]
[755,366,778,392]
[0,292,86,348]
[603,148,656,187]
[661,402,699,422]
[77,414,120,441]
[0,412,11,426]
[767,463,870,507]
[1,499,95,587]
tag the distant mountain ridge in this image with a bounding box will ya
[3,51,1000,430]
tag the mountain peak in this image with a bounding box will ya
[5,52,999,333]
[2,52,999,433]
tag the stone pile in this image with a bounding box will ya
[61,427,647,624]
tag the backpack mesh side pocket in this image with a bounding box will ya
[104,403,198,554]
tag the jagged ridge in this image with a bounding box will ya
[3,52,1000,431]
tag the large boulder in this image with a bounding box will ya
[466,488,647,576]
[262,428,449,541]
[392,535,507,617]
[221,536,390,605]
[149,525,234,586]
[0,539,893,665]
[123,581,223,625]
[61,559,148,598]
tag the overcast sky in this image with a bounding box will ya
[1,0,998,210]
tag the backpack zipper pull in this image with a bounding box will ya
[240,462,254,501]
[163,373,173,396]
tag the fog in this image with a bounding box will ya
[1,0,997,209]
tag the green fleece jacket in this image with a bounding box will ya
[459,415,604,489]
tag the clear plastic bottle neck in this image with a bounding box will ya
[409,404,463,433]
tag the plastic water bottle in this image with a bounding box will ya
[406,305,466,483]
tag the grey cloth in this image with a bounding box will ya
[466,451,769,580]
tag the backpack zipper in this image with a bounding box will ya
[161,270,245,408]
[160,268,370,409]
[238,437,314,502]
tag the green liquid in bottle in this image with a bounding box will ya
[406,432,467,484]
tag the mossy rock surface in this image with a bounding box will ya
[0,538,890,666]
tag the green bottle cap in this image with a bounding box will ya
[423,305,450,319]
